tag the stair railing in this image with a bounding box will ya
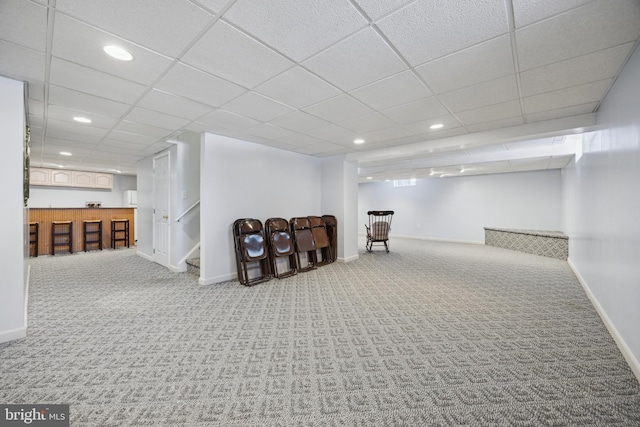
[175,199,200,223]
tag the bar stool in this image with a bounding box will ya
[29,222,39,257]
[51,221,73,255]
[83,220,102,252]
[111,219,130,249]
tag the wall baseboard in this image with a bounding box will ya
[200,272,236,286]
[568,257,640,382]
[0,327,27,344]
[393,234,483,245]
[338,254,359,263]
[136,251,154,262]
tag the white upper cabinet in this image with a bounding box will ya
[30,168,113,189]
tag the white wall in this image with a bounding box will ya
[359,169,563,243]
[321,156,359,261]
[136,156,154,259]
[0,76,27,343]
[562,45,640,377]
[28,174,137,207]
[200,133,321,284]
[169,132,200,271]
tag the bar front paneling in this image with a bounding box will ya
[29,208,135,255]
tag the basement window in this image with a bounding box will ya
[393,178,416,187]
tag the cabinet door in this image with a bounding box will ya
[72,170,94,187]
[94,173,113,189]
[50,170,73,186]
[30,167,50,185]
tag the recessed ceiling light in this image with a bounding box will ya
[73,116,92,124]
[354,139,365,144]
[366,176,373,180]
[103,45,133,61]
[108,168,122,174]
[60,151,72,156]
[429,123,444,130]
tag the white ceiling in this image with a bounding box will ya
[1,0,639,180]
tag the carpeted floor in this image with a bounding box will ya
[2,238,640,426]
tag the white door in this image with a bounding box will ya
[153,152,170,267]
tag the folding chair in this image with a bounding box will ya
[265,217,297,278]
[290,217,317,272]
[309,216,332,266]
[365,210,394,253]
[233,218,271,286]
[322,215,337,263]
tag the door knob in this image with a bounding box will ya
[163,215,168,219]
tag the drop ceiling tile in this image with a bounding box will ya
[0,0,47,51]
[55,0,214,57]
[51,14,173,86]
[125,107,191,130]
[114,120,174,139]
[269,111,331,133]
[302,124,357,141]
[221,91,295,122]
[276,133,326,147]
[456,100,522,126]
[0,41,45,82]
[339,113,397,134]
[349,71,432,111]
[48,85,130,118]
[224,0,367,62]
[45,126,105,144]
[377,0,509,66]
[382,97,449,125]
[302,27,407,92]
[523,79,611,114]
[466,116,524,133]
[516,0,640,70]
[525,102,597,123]
[353,0,415,21]
[357,126,414,144]
[137,89,213,120]
[98,139,150,150]
[244,123,297,140]
[254,66,341,109]
[155,62,246,107]
[107,130,160,145]
[28,99,44,118]
[421,126,468,140]
[520,43,634,97]
[513,0,598,28]
[182,21,293,88]
[47,104,119,129]
[415,35,514,94]
[404,114,464,134]
[46,118,110,139]
[191,0,229,14]
[49,57,147,104]
[197,109,261,131]
[293,141,348,156]
[303,94,374,123]
[438,75,518,113]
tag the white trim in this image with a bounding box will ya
[0,327,27,344]
[168,264,187,273]
[199,272,236,286]
[568,257,640,382]
[178,243,200,267]
[24,263,30,328]
[136,250,154,262]
[338,254,359,263]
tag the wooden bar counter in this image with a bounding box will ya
[29,208,135,255]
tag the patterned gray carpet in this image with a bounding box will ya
[2,238,640,426]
